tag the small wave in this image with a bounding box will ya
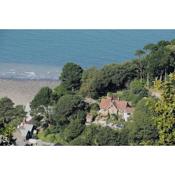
[24,71,36,77]
[0,71,59,80]
[6,71,16,74]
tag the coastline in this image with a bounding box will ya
[0,78,59,106]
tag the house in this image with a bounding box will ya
[99,96,133,121]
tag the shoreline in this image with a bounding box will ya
[0,78,59,106]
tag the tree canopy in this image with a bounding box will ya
[52,94,86,129]
[153,73,175,145]
[30,87,53,109]
[0,97,26,145]
[60,62,83,91]
[127,97,158,145]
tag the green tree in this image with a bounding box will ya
[60,63,83,91]
[30,87,53,109]
[63,116,85,142]
[79,67,100,98]
[11,105,26,127]
[14,105,26,118]
[70,125,99,145]
[144,43,158,52]
[129,79,146,94]
[153,73,175,145]
[135,49,145,59]
[0,97,26,144]
[53,94,86,128]
[128,98,158,145]
[55,94,85,118]
[134,50,145,81]
[0,97,15,124]
[2,123,15,141]
[95,127,120,146]
[129,79,148,105]
[143,40,175,81]
[117,79,148,105]
[0,97,14,117]
[119,126,129,145]
[71,125,122,146]
[52,84,68,103]
[30,87,53,128]
[86,63,137,98]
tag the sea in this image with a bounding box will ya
[0,30,175,80]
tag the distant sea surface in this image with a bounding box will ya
[0,30,175,80]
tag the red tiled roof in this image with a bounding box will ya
[99,98,112,110]
[99,97,133,113]
[114,100,128,111]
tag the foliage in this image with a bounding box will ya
[38,110,86,144]
[32,114,44,127]
[2,123,16,140]
[107,114,122,125]
[0,97,26,144]
[52,94,86,130]
[52,84,68,103]
[79,67,100,98]
[0,97,14,122]
[116,79,148,106]
[70,125,123,146]
[37,131,68,145]
[0,97,26,126]
[60,62,83,91]
[30,87,53,128]
[129,79,146,94]
[89,103,99,112]
[70,125,100,145]
[95,127,121,145]
[54,94,85,118]
[135,49,145,58]
[30,87,53,127]
[63,117,85,142]
[78,39,175,99]
[153,73,175,145]
[30,87,53,109]
[84,63,138,98]
[127,98,158,145]
[144,41,175,81]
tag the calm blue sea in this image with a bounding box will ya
[0,30,175,80]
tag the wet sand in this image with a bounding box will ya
[0,79,59,106]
